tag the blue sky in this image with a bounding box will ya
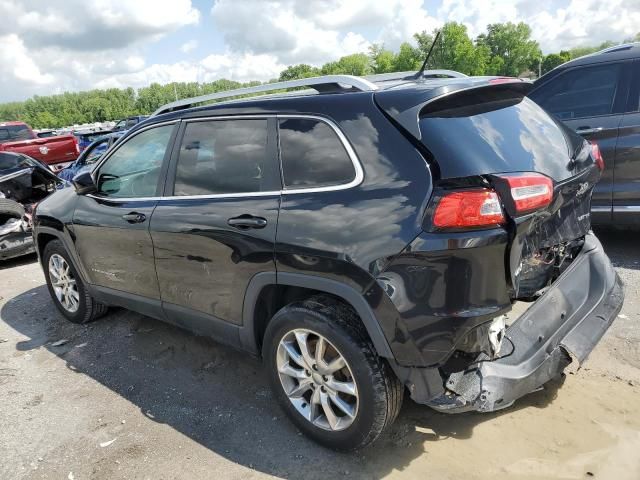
[0,0,637,102]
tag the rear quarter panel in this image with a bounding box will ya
[274,93,433,362]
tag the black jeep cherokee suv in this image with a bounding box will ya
[33,73,624,450]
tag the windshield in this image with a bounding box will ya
[0,152,40,171]
[0,125,32,142]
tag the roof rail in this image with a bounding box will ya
[365,70,468,83]
[151,75,379,117]
[584,42,640,57]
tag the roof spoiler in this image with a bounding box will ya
[375,79,533,140]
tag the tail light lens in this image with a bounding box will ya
[433,189,505,229]
[591,142,604,171]
[498,173,553,214]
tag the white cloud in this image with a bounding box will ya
[526,0,640,52]
[0,0,201,100]
[210,0,439,64]
[180,39,199,53]
[436,0,640,52]
[95,52,285,90]
[0,34,54,85]
[0,0,639,103]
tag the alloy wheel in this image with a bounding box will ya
[48,254,80,313]
[276,328,359,431]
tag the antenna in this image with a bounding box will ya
[416,30,441,78]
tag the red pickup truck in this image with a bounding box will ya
[0,122,79,172]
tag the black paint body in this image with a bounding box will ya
[33,77,622,406]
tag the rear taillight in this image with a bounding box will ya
[591,142,604,171]
[498,173,553,214]
[433,189,505,229]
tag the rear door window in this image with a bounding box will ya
[173,119,276,196]
[531,63,622,119]
[278,118,356,189]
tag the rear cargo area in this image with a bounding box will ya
[378,81,601,302]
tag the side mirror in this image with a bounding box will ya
[72,170,97,195]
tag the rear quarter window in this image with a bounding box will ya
[278,118,356,189]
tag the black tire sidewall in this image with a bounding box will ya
[43,240,90,324]
[263,305,385,451]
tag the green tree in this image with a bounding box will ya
[320,53,371,76]
[368,44,396,73]
[477,22,542,76]
[392,42,421,71]
[3,24,637,129]
[541,50,571,74]
[279,64,321,81]
[415,22,489,75]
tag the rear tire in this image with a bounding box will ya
[42,240,108,324]
[263,295,403,451]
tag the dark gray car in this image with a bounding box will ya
[529,43,640,225]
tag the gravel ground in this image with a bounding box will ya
[0,228,639,480]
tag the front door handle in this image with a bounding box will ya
[227,215,267,229]
[122,212,146,224]
[576,126,603,135]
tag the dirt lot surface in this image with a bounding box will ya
[1,228,639,480]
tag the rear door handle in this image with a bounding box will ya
[122,212,146,224]
[576,126,603,135]
[227,215,267,229]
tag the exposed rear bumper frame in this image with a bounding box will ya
[424,233,624,413]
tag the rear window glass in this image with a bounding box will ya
[0,125,32,142]
[278,118,355,189]
[419,96,572,180]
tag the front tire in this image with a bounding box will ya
[42,240,108,324]
[263,295,403,451]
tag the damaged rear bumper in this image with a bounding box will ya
[427,233,623,413]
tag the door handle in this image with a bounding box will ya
[227,215,267,229]
[122,212,146,223]
[576,126,603,135]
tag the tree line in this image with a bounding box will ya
[1,22,638,129]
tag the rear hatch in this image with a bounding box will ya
[375,80,602,299]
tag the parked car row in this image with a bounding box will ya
[529,42,640,225]
[58,131,125,181]
[0,152,63,260]
[0,121,79,172]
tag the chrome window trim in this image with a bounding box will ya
[86,114,364,202]
[277,114,364,194]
